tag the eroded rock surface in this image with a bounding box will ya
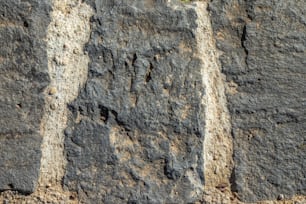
[209,0,306,202]
[0,0,50,193]
[64,1,206,203]
[1,0,306,203]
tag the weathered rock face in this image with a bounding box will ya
[63,1,206,203]
[0,0,306,203]
[0,0,50,193]
[209,0,306,202]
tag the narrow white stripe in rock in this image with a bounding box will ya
[40,0,93,188]
[194,2,233,190]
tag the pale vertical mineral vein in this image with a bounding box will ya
[39,0,93,188]
[194,2,233,189]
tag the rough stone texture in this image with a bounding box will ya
[209,0,306,202]
[1,0,306,203]
[39,0,93,190]
[63,1,206,203]
[0,0,50,193]
[194,2,233,192]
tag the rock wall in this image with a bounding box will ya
[0,0,50,193]
[209,0,306,202]
[0,0,305,203]
[63,1,206,203]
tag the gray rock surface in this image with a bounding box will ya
[0,0,305,203]
[64,0,205,203]
[0,0,50,194]
[209,0,306,202]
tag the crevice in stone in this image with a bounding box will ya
[37,0,93,202]
[241,24,249,66]
[193,1,234,201]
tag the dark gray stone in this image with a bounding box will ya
[209,0,306,202]
[64,0,205,203]
[0,0,50,194]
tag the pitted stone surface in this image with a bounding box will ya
[209,0,306,202]
[64,1,206,203]
[0,0,50,193]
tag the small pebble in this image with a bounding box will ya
[64,128,73,136]
[73,48,79,54]
[49,87,57,95]
[214,166,219,174]
[54,57,61,65]
[50,103,56,110]
[277,194,284,200]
